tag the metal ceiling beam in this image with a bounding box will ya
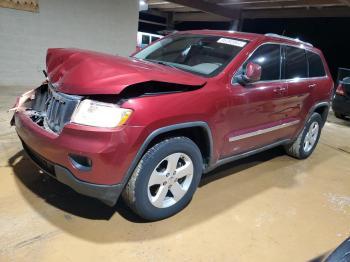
[242,6,350,18]
[174,12,231,21]
[218,0,344,9]
[157,6,197,12]
[166,0,240,19]
[141,9,168,18]
[139,19,167,26]
[148,2,183,9]
[209,0,296,4]
[245,4,343,10]
[146,0,350,21]
[338,0,350,7]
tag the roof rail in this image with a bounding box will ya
[265,33,313,47]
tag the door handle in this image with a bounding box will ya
[308,84,317,88]
[280,87,287,92]
[273,87,287,94]
[273,87,282,93]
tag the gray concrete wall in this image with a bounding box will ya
[0,0,138,86]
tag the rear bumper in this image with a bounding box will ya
[22,141,122,206]
[332,95,350,116]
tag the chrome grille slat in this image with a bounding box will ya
[42,85,81,133]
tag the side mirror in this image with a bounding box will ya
[236,62,262,85]
[245,62,262,82]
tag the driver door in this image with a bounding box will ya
[221,43,290,158]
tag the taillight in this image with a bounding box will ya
[336,84,345,96]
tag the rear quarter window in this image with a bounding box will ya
[307,51,326,77]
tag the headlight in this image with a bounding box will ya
[71,99,132,128]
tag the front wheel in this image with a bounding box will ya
[284,112,323,159]
[122,137,203,221]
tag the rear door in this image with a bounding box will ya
[282,45,311,133]
[307,51,330,102]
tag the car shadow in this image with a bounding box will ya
[199,146,286,188]
[8,145,328,243]
[9,150,146,222]
[327,111,350,127]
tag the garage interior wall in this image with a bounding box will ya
[0,0,138,86]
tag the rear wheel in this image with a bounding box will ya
[284,112,323,159]
[334,112,347,120]
[122,137,203,221]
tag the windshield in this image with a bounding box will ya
[133,34,248,77]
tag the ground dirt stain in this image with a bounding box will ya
[322,143,350,155]
[324,193,350,214]
[64,214,73,221]
[14,231,59,249]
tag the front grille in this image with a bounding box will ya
[44,87,81,133]
[27,84,81,133]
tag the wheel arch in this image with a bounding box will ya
[120,121,213,189]
[310,101,330,126]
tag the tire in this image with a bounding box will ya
[325,237,350,262]
[334,112,347,120]
[284,112,323,159]
[122,137,203,221]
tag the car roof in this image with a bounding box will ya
[180,30,263,42]
[179,30,319,53]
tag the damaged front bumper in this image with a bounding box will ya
[12,85,145,206]
[21,141,122,206]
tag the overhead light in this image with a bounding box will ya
[139,0,148,11]
[257,57,266,63]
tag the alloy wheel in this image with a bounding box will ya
[303,121,320,153]
[147,153,194,208]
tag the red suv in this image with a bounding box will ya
[12,30,333,220]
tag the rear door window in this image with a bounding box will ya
[307,51,326,77]
[285,46,308,79]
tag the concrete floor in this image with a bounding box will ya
[1,86,350,262]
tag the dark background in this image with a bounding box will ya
[139,14,350,80]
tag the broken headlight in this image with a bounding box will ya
[71,99,132,128]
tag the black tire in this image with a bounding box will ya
[334,112,347,120]
[284,112,323,159]
[325,237,350,262]
[122,137,203,221]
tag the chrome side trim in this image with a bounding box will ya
[229,120,300,142]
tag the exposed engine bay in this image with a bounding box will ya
[15,84,81,134]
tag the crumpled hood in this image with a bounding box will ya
[46,48,207,95]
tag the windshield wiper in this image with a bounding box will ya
[146,59,180,70]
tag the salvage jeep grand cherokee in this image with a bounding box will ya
[11,30,333,220]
